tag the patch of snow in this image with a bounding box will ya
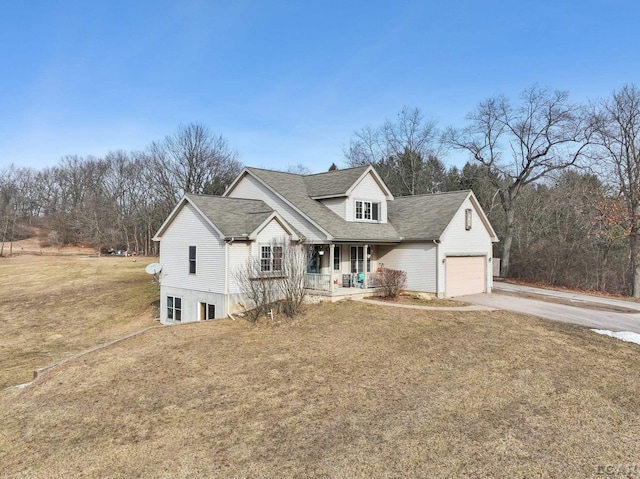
[592,329,640,345]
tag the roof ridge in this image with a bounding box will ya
[246,166,303,177]
[303,165,369,178]
[393,190,471,199]
[187,193,268,203]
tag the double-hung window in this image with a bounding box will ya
[260,245,283,273]
[189,246,196,274]
[355,200,380,221]
[333,246,341,271]
[167,296,182,321]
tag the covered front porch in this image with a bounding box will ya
[303,243,385,298]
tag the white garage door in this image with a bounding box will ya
[445,256,486,297]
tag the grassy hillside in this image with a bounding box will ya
[1,286,639,477]
[0,255,158,389]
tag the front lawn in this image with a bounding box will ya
[2,300,639,478]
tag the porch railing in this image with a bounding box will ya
[304,272,383,291]
[304,273,331,291]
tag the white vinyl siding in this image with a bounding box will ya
[320,197,346,219]
[377,243,437,292]
[347,172,388,222]
[255,218,289,243]
[159,202,226,294]
[227,242,251,295]
[439,196,494,295]
[227,174,326,242]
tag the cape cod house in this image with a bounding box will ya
[153,165,499,324]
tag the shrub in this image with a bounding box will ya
[378,268,407,298]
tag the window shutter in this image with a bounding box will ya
[372,202,379,221]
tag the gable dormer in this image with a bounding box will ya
[307,166,393,223]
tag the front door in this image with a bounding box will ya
[350,246,364,273]
[307,248,322,273]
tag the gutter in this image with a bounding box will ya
[332,238,402,243]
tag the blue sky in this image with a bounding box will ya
[1,0,638,173]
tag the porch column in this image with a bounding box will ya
[363,243,368,289]
[329,244,335,291]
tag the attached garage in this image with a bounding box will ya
[445,256,486,297]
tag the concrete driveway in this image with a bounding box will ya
[459,281,640,334]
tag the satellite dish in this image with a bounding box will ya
[145,263,163,275]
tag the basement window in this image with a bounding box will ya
[200,302,215,321]
[167,296,182,321]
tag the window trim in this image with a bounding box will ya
[333,245,341,271]
[167,295,182,322]
[200,302,216,321]
[260,245,284,274]
[465,208,472,231]
[355,199,381,222]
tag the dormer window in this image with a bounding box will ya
[356,200,380,221]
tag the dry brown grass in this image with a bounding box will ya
[0,255,158,389]
[367,292,468,307]
[2,287,640,477]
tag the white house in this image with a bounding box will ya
[153,165,499,324]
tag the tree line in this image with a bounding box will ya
[2,85,640,296]
[347,84,640,296]
[0,123,242,256]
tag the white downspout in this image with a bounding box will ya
[433,239,440,297]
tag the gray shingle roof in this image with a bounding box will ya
[186,194,274,238]
[388,191,471,240]
[245,167,401,242]
[304,166,370,198]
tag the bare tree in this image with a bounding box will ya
[147,123,243,214]
[445,85,590,277]
[345,107,443,196]
[285,163,312,175]
[276,242,310,317]
[590,84,640,296]
[233,241,309,321]
[233,254,281,322]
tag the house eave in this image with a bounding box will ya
[398,237,441,242]
[331,237,403,243]
[309,193,348,200]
